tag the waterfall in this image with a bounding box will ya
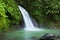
[18,6,40,31]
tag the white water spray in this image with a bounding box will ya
[18,6,40,31]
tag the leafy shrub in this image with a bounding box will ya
[0,0,22,32]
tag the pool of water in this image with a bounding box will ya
[0,29,60,40]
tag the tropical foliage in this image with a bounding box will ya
[0,0,21,32]
[0,0,60,32]
[17,0,60,28]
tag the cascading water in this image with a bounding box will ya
[18,6,40,31]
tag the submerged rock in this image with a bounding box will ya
[38,33,55,40]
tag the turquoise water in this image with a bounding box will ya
[0,29,60,40]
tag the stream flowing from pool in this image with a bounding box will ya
[18,6,40,31]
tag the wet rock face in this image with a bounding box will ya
[39,33,55,40]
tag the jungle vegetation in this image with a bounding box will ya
[0,0,22,32]
[15,0,60,28]
[0,0,60,32]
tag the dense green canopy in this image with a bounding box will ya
[0,0,60,32]
[0,0,22,32]
[16,0,60,28]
